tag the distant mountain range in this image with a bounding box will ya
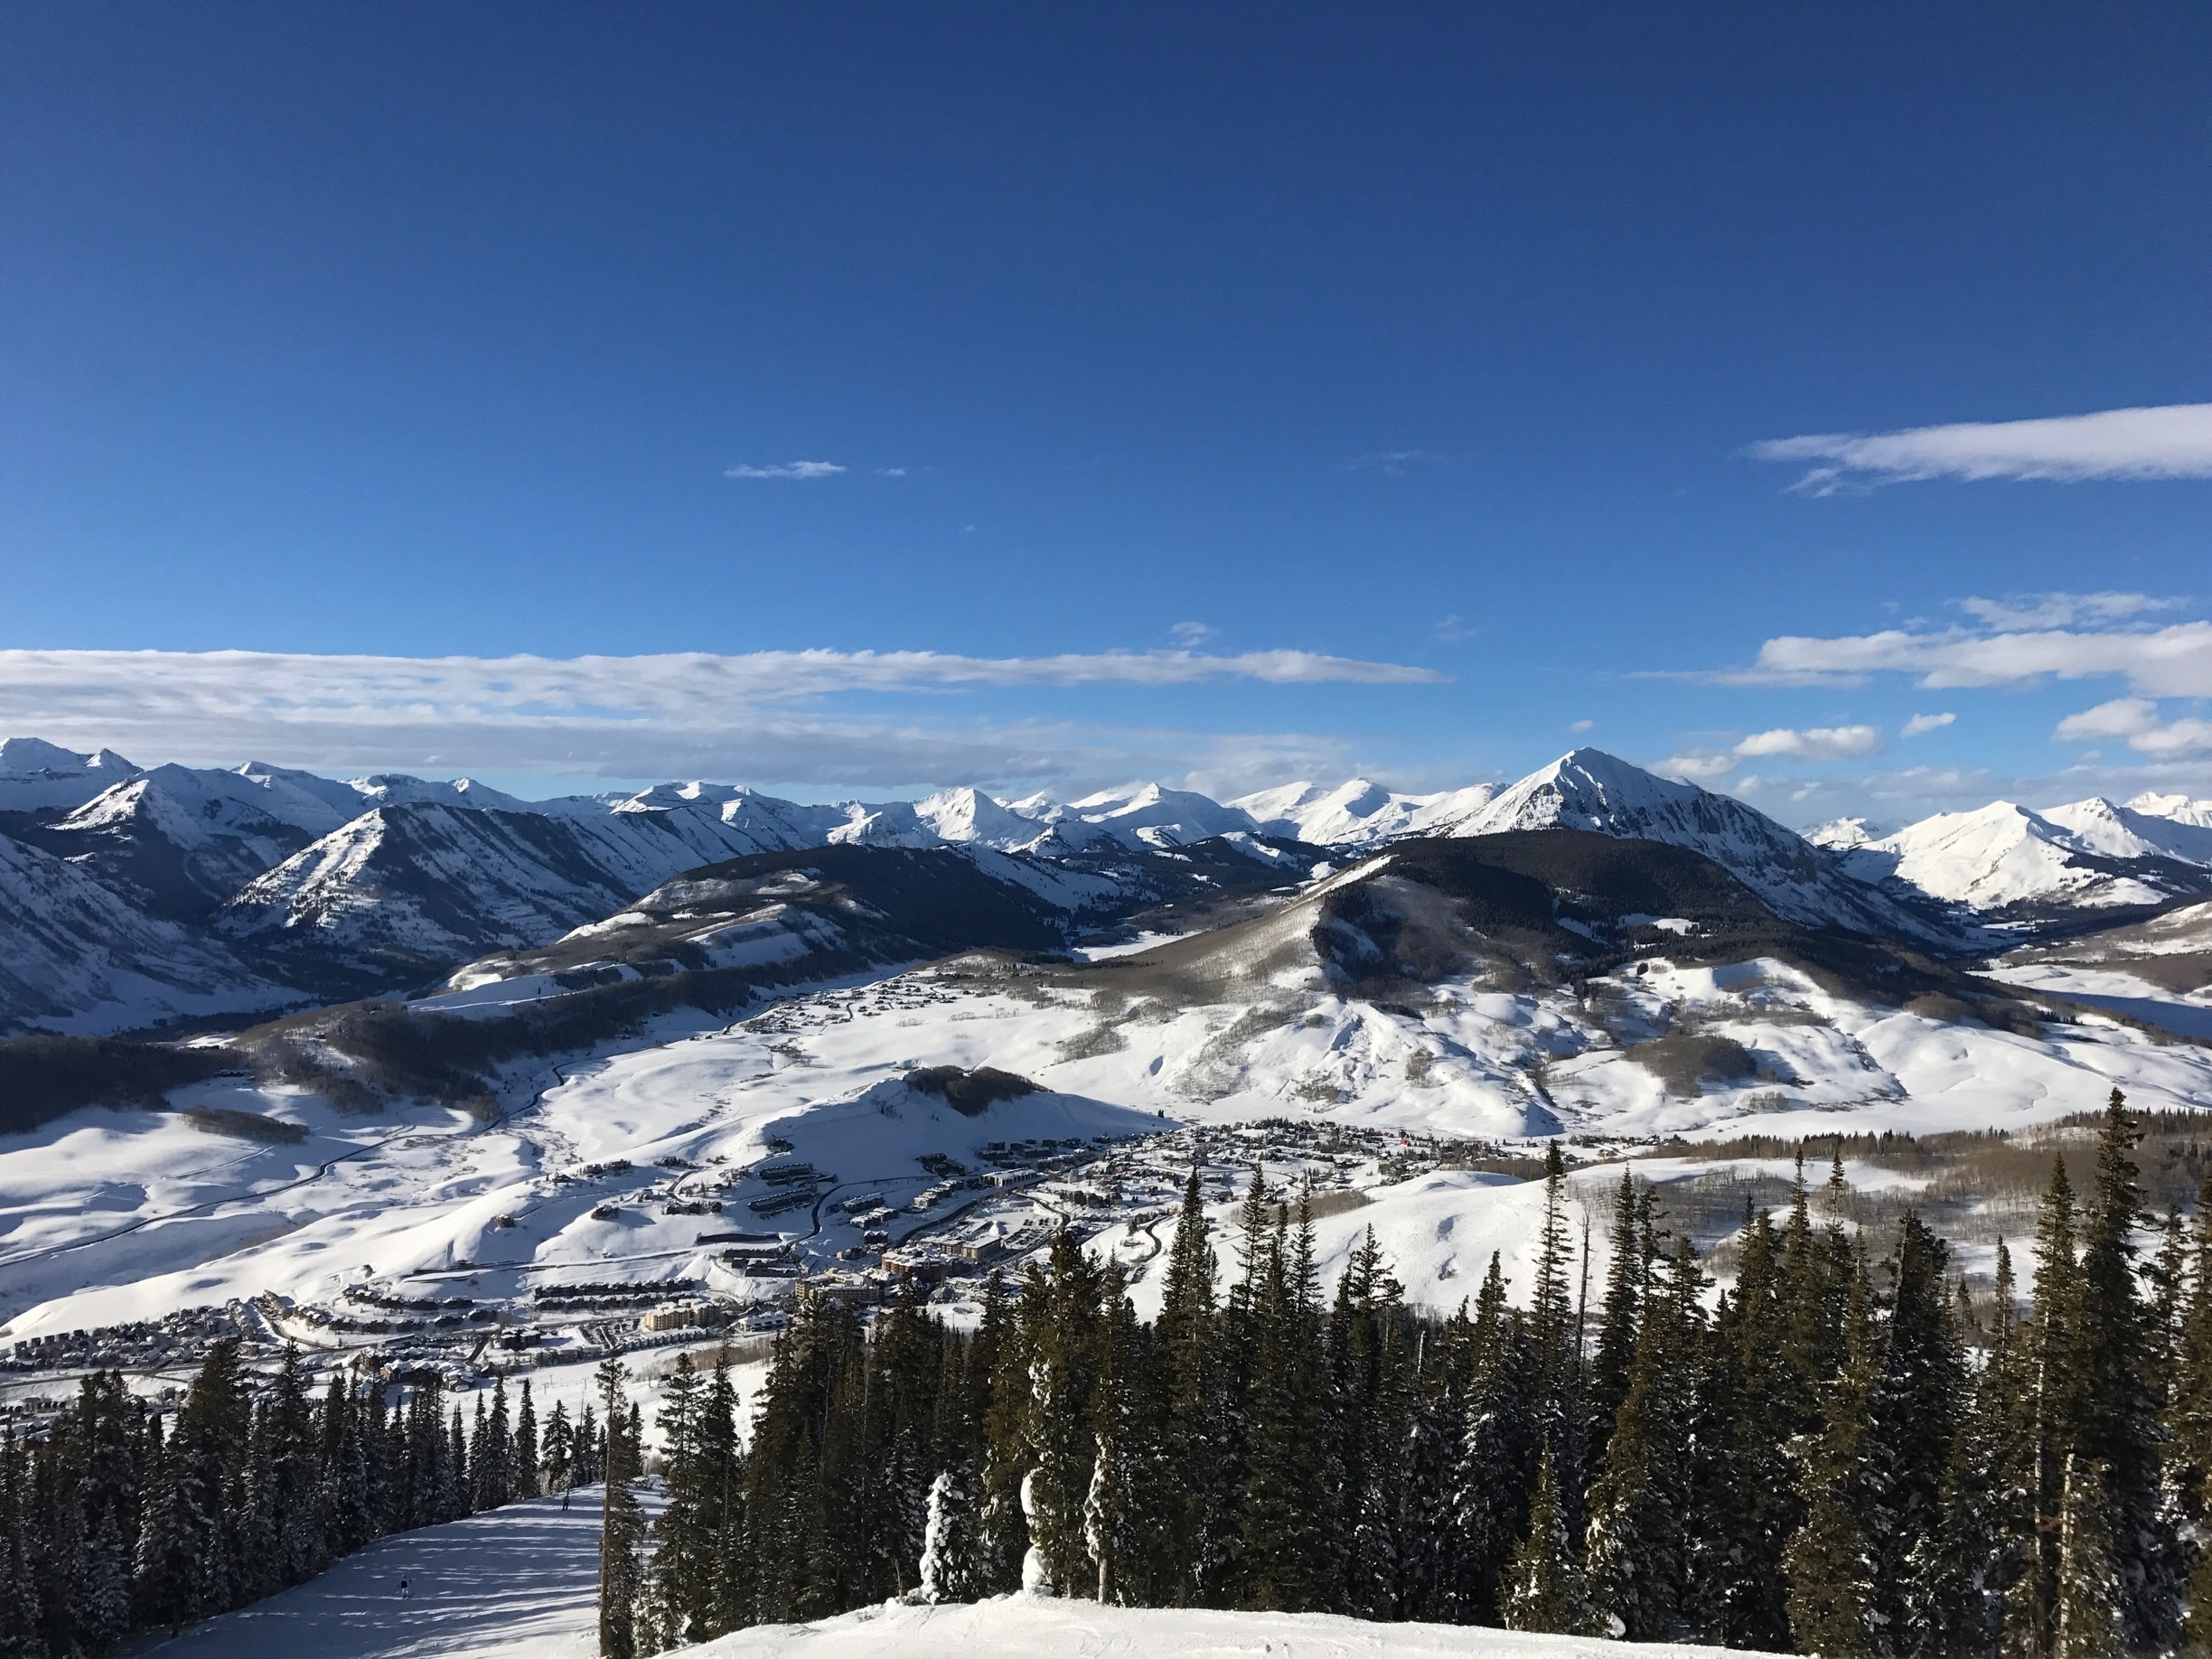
[4,735,2210,1037]
[1813,792,2212,917]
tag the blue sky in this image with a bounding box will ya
[3,5,2209,825]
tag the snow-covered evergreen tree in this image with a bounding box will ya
[1503,1440,1589,1636]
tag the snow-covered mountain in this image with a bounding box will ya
[14,764,320,921]
[28,729,2212,1036]
[0,738,140,813]
[1827,795,2212,917]
[0,830,281,1036]
[1433,748,1945,939]
[1231,777,1499,848]
[2132,791,2212,829]
[216,799,873,986]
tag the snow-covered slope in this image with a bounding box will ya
[2133,791,2212,830]
[910,785,1042,847]
[0,738,139,812]
[0,830,281,1035]
[27,764,316,919]
[217,802,786,983]
[698,1598,1739,1659]
[1031,781,1263,851]
[2045,796,2212,865]
[1448,750,1936,938]
[1234,777,1500,848]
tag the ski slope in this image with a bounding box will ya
[145,1486,660,1659]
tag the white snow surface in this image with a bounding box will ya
[2132,792,2212,830]
[146,1486,662,1659]
[698,1599,1741,1659]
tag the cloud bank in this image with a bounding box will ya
[0,646,1439,789]
[1750,403,2212,494]
[1724,614,2212,697]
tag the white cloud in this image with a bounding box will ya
[1169,622,1216,648]
[1749,403,2212,493]
[723,460,847,480]
[1733,725,1884,761]
[1567,718,1594,733]
[0,646,1441,788]
[876,467,909,478]
[1959,592,2174,632]
[1723,617,2212,697]
[1433,614,1467,642]
[2055,698,2160,741]
[1901,712,1956,738]
[2055,698,2212,755]
[1656,750,1738,782]
[1344,449,1448,476]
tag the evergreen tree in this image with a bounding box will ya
[543,1401,575,1495]
[975,1274,1032,1596]
[597,1355,645,1659]
[920,1466,985,1604]
[2055,1455,2125,1659]
[1585,1235,1698,1642]
[1786,1233,1879,1656]
[649,1353,712,1644]
[1155,1163,1227,1604]
[1451,1251,1538,1625]
[1906,1241,2026,1658]
[1236,1190,1327,1611]
[2073,1092,2179,1651]
[1083,1284,1149,1605]
[1697,1211,1798,1649]
[1022,1228,1107,1596]
[1503,1441,1589,1636]
[1587,1168,1645,1467]
[2015,1154,2088,1657]
[516,1380,541,1502]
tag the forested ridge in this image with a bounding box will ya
[8,1088,2212,1659]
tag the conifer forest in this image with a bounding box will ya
[14,1090,2212,1657]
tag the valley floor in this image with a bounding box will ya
[10,942,2212,1399]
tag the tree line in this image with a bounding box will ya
[0,1340,621,1655]
[600,1088,2212,1658]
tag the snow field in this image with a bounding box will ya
[698,1598,1747,1659]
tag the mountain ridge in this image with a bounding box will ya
[7,733,2212,1036]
